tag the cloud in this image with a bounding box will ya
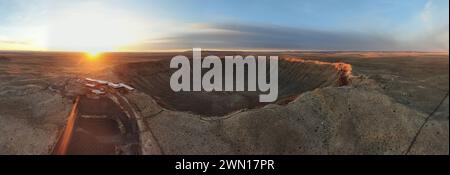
[0,39,36,51]
[415,0,449,51]
[0,31,46,51]
[411,24,449,51]
[127,23,406,51]
[420,0,433,23]
[0,40,27,45]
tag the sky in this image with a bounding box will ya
[0,0,448,52]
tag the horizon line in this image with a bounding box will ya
[1,49,449,54]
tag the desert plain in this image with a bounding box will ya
[0,51,448,155]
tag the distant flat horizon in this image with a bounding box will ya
[1,49,449,54]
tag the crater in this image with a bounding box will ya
[113,57,352,116]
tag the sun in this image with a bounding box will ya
[85,51,102,61]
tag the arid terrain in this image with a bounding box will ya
[0,51,448,155]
